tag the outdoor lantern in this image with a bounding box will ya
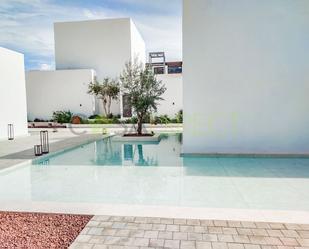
[40,130,49,154]
[8,124,14,140]
[34,145,43,156]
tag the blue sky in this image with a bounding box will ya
[0,0,182,70]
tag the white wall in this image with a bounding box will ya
[130,19,146,64]
[156,74,183,117]
[54,18,145,80]
[26,69,96,121]
[0,47,28,139]
[183,0,309,154]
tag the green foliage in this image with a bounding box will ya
[88,77,120,116]
[120,59,167,134]
[52,111,73,124]
[175,110,183,123]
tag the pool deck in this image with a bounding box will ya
[70,215,309,249]
[0,130,108,171]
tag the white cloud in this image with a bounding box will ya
[39,63,52,70]
[0,0,182,70]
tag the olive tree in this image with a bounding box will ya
[88,78,120,116]
[120,60,166,135]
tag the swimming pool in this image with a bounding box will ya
[1,133,309,211]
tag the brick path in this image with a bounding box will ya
[70,216,309,249]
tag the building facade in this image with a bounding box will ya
[183,0,309,154]
[26,18,146,120]
[0,47,28,140]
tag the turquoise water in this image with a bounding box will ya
[1,133,309,210]
[33,134,309,178]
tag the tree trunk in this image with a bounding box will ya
[102,99,107,116]
[137,116,143,135]
[107,97,112,116]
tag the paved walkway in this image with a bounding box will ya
[70,216,309,249]
[0,130,106,171]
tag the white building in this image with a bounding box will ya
[183,0,309,154]
[26,18,183,121]
[0,47,28,140]
[54,18,146,80]
[26,18,146,120]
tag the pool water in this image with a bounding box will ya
[1,133,309,210]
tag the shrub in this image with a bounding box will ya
[175,110,183,123]
[52,111,73,124]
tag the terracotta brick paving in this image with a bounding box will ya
[70,216,309,249]
[0,211,92,249]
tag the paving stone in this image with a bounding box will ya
[201,220,215,227]
[87,221,101,227]
[269,223,285,229]
[233,235,250,244]
[161,218,174,224]
[164,239,180,249]
[144,230,159,239]
[223,228,238,235]
[89,235,106,244]
[218,234,234,243]
[255,223,271,229]
[88,228,103,236]
[112,222,126,229]
[158,231,173,240]
[244,245,261,249]
[92,245,108,249]
[99,222,113,228]
[195,226,207,233]
[196,241,212,249]
[174,219,187,225]
[110,217,123,222]
[212,242,228,249]
[139,223,153,230]
[181,240,196,249]
[173,232,188,240]
[180,225,195,232]
[101,229,117,236]
[264,237,283,246]
[167,225,180,232]
[146,217,161,224]
[209,227,223,234]
[241,222,257,229]
[130,230,145,238]
[249,236,267,245]
[135,217,147,224]
[298,230,309,239]
[122,216,135,223]
[214,221,228,227]
[70,242,95,249]
[284,224,301,230]
[133,238,149,247]
[267,230,284,237]
[237,228,253,236]
[188,232,203,241]
[149,238,164,247]
[115,229,131,237]
[297,239,309,246]
[251,229,268,237]
[75,235,92,243]
[228,221,243,228]
[152,224,166,231]
[203,234,218,242]
[280,237,300,246]
[187,219,201,226]
[281,230,300,238]
[227,243,245,249]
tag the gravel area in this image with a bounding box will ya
[0,211,92,248]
